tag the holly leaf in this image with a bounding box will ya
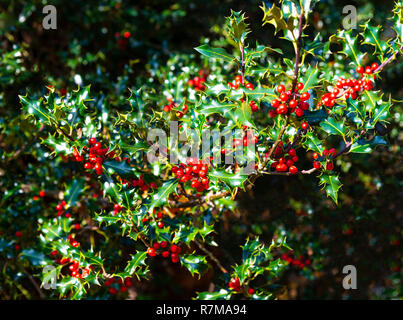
[148,178,178,213]
[180,254,208,278]
[209,170,248,188]
[303,132,324,153]
[319,174,342,204]
[349,136,388,153]
[320,117,346,136]
[124,251,149,279]
[103,160,135,176]
[65,178,85,207]
[194,44,234,63]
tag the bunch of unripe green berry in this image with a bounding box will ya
[147,242,182,263]
[269,82,310,117]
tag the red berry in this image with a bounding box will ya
[296,82,304,91]
[289,99,298,108]
[326,162,334,171]
[277,104,288,114]
[289,165,298,174]
[157,221,164,228]
[371,62,379,70]
[160,241,168,248]
[56,204,63,211]
[39,190,46,197]
[301,122,309,130]
[153,243,160,250]
[356,66,364,74]
[248,288,255,295]
[277,84,285,94]
[271,99,280,108]
[147,248,156,257]
[279,92,289,102]
[170,245,179,253]
[313,161,321,169]
[15,231,22,237]
[313,152,319,160]
[300,92,310,101]
[162,251,170,258]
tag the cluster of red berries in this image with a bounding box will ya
[188,70,208,91]
[142,209,165,228]
[266,142,299,174]
[67,234,80,248]
[147,242,182,263]
[163,98,188,118]
[56,200,68,217]
[269,82,310,118]
[54,252,91,279]
[312,148,337,171]
[105,277,132,295]
[76,137,115,175]
[171,160,210,192]
[119,174,157,192]
[227,75,259,112]
[281,253,311,269]
[14,231,22,251]
[320,64,377,108]
[112,203,122,216]
[33,190,46,201]
[231,126,259,149]
[115,31,130,50]
[228,278,255,295]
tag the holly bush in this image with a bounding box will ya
[0,0,402,300]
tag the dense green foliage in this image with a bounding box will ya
[0,0,401,300]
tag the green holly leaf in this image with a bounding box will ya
[319,174,342,204]
[20,95,55,124]
[198,101,237,116]
[320,117,346,136]
[209,170,248,188]
[65,178,85,207]
[103,160,135,176]
[260,3,288,35]
[196,289,231,300]
[303,108,328,124]
[226,10,251,43]
[124,251,149,279]
[361,24,390,58]
[349,136,388,153]
[299,64,320,91]
[20,249,47,267]
[194,44,234,63]
[180,254,208,278]
[303,132,324,153]
[148,178,178,213]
